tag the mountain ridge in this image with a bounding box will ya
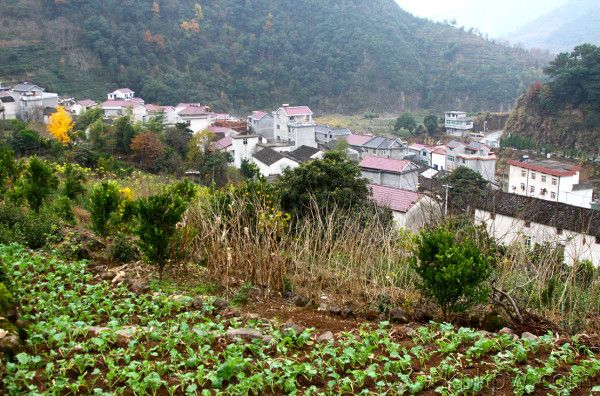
[0,0,549,113]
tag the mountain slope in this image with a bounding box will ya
[0,0,548,113]
[507,0,600,53]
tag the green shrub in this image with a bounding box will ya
[109,233,139,263]
[88,181,122,236]
[0,204,61,249]
[412,226,494,318]
[21,156,58,212]
[135,193,187,278]
[0,283,13,316]
[168,179,198,203]
[0,145,20,194]
[62,163,86,200]
[575,259,595,287]
[50,196,75,224]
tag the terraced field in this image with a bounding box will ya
[1,244,599,395]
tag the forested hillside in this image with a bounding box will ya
[507,0,600,53]
[0,0,548,113]
[506,44,600,156]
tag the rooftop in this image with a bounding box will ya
[346,133,373,146]
[447,140,465,149]
[253,147,289,166]
[77,99,97,107]
[101,98,145,108]
[178,105,211,116]
[251,111,268,120]
[113,88,134,94]
[12,83,44,92]
[507,159,581,177]
[359,157,413,173]
[282,106,312,116]
[289,145,321,163]
[362,136,405,150]
[211,136,232,151]
[369,184,421,213]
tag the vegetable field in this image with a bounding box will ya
[2,244,599,395]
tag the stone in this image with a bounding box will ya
[479,330,492,337]
[403,326,417,338]
[226,328,264,342]
[389,308,409,324]
[499,327,514,335]
[293,295,310,307]
[0,334,21,354]
[111,271,127,285]
[317,331,334,342]
[242,313,260,321]
[521,332,538,341]
[0,329,7,339]
[88,326,110,338]
[127,278,151,294]
[192,296,204,310]
[221,309,240,319]
[340,307,354,319]
[101,271,116,281]
[72,344,84,352]
[116,326,138,347]
[213,299,228,311]
[283,321,304,336]
[329,306,342,316]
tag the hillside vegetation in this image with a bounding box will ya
[506,44,600,156]
[0,0,548,112]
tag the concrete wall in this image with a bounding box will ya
[475,209,600,267]
[361,170,419,191]
[253,157,299,177]
[231,136,261,168]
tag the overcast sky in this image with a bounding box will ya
[395,0,568,37]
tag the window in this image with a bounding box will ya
[276,125,280,130]
[524,236,532,247]
[525,221,531,228]
[540,188,547,196]
[521,170,526,177]
[557,229,563,235]
[461,158,466,164]
[552,178,557,186]
[448,156,455,162]
[531,172,536,180]
[243,139,248,145]
[520,183,526,191]
[596,236,600,244]
[530,186,535,193]
[541,176,547,183]
[551,192,556,199]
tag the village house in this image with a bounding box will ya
[174,103,212,133]
[359,157,421,191]
[9,82,58,122]
[107,88,135,100]
[315,125,351,144]
[70,99,98,116]
[445,111,474,137]
[474,191,600,267]
[230,134,264,168]
[273,104,317,149]
[0,90,17,120]
[407,144,447,170]
[252,147,300,177]
[507,159,594,209]
[247,111,274,139]
[288,145,324,163]
[101,88,146,121]
[369,184,439,231]
[360,136,408,159]
[446,140,496,182]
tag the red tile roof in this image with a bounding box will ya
[77,99,97,107]
[211,136,232,150]
[178,105,210,116]
[146,104,174,113]
[252,111,268,120]
[347,133,373,146]
[208,126,234,134]
[101,98,144,108]
[432,146,447,155]
[359,157,412,173]
[282,106,312,116]
[114,88,134,94]
[507,159,581,177]
[370,184,421,213]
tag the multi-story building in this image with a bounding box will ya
[507,159,593,208]
[273,104,317,149]
[360,136,408,159]
[315,125,351,144]
[9,82,59,122]
[445,111,473,137]
[446,140,496,182]
[247,111,274,139]
[359,157,421,191]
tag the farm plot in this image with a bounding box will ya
[1,244,600,395]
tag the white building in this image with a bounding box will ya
[9,82,59,122]
[107,88,135,100]
[273,105,317,149]
[0,90,17,120]
[445,111,473,137]
[231,134,263,168]
[369,184,440,231]
[175,103,212,133]
[507,159,593,209]
[475,191,600,267]
[248,111,274,139]
[360,136,408,160]
[101,88,146,121]
[315,125,351,144]
[360,157,421,191]
[71,99,98,116]
[446,140,496,182]
[252,147,299,177]
[408,144,447,170]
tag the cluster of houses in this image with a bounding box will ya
[2,81,598,266]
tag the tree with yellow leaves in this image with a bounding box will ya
[48,106,74,145]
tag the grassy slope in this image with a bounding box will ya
[2,244,599,394]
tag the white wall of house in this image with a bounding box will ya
[361,170,419,191]
[249,115,274,139]
[475,209,600,267]
[290,124,317,149]
[508,164,592,208]
[0,101,17,119]
[231,136,261,168]
[431,152,446,171]
[390,197,440,231]
[183,116,212,133]
[253,157,299,177]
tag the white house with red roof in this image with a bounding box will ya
[70,99,98,116]
[247,110,274,139]
[446,140,497,182]
[175,104,212,133]
[369,184,439,231]
[273,104,316,149]
[359,157,421,191]
[107,88,135,100]
[507,159,594,208]
[101,88,146,120]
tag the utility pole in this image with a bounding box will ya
[443,184,453,216]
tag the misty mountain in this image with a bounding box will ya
[0,0,548,113]
[507,0,600,53]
